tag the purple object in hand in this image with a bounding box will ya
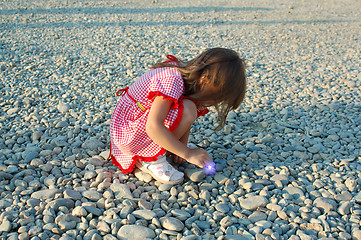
[203,161,216,175]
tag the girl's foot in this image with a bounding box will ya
[136,155,184,184]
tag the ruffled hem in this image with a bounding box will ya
[110,148,167,174]
[148,91,180,109]
[110,97,185,174]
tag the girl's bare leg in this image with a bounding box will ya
[171,99,197,164]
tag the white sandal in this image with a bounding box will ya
[135,155,184,184]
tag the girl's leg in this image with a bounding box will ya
[172,99,197,139]
[171,99,198,164]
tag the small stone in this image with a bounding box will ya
[138,199,153,210]
[185,168,206,182]
[214,173,229,184]
[55,121,69,128]
[83,190,102,201]
[239,196,268,210]
[314,197,337,213]
[248,211,267,223]
[352,230,361,240]
[0,219,12,232]
[58,220,76,230]
[47,198,75,212]
[160,217,184,232]
[83,206,102,216]
[134,169,153,183]
[283,186,305,203]
[171,209,192,221]
[57,102,70,114]
[132,210,156,220]
[0,199,12,209]
[117,225,156,239]
[84,170,97,180]
[31,189,60,200]
[215,203,230,213]
[220,216,234,228]
[82,137,105,151]
[110,183,133,199]
[72,206,88,217]
[64,189,82,200]
[97,221,110,233]
[338,201,352,215]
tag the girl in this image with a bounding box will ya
[109,48,246,184]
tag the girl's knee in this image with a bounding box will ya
[182,99,197,123]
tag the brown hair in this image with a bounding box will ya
[153,48,247,130]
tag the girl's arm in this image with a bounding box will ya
[146,96,210,168]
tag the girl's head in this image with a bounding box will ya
[154,48,247,129]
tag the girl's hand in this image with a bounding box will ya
[185,148,211,168]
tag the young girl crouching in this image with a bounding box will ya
[109,48,247,184]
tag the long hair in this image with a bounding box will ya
[153,48,247,130]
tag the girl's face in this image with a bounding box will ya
[188,77,220,107]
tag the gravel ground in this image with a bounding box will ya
[1,0,361,239]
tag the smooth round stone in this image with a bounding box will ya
[132,210,156,220]
[171,209,191,221]
[84,170,97,180]
[83,206,102,216]
[220,216,234,228]
[31,189,60,200]
[82,190,102,201]
[72,206,88,217]
[314,197,337,213]
[6,165,18,173]
[283,186,305,203]
[117,225,155,239]
[82,137,105,151]
[214,174,229,184]
[239,196,268,210]
[64,189,82,200]
[160,217,184,232]
[39,150,53,157]
[138,199,153,210]
[255,220,272,229]
[32,131,43,141]
[57,102,70,113]
[0,199,12,209]
[110,183,133,199]
[134,169,153,183]
[270,174,290,185]
[196,221,210,230]
[26,198,40,207]
[97,221,111,233]
[58,220,77,230]
[23,151,39,162]
[159,184,173,192]
[352,230,361,240]
[47,198,75,211]
[55,121,69,128]
[55,214,79,226]
[338,201,352,215]
[184,168,206,182]
[248,211,267,223]
[0,220,12,232]
[215,203,230,213]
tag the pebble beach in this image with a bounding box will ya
[1,0,361,239]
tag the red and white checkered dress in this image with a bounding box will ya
[109,60,209,173]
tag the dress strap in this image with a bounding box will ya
[116,87,129,97]
[163,55,178,63]
[115,87,146,112]
[116,87,136,102]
